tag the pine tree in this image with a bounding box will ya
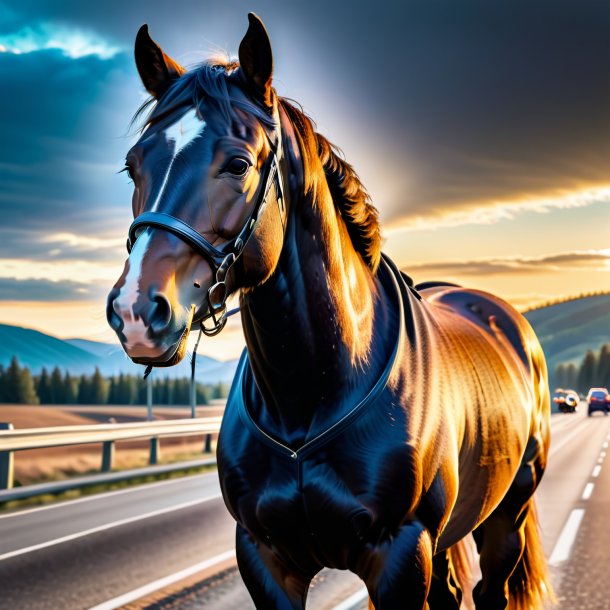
[37,368,52,404]
[18,366,39,404]
[4,358,39,404]
[64,372,77,404]
[597,345,610,388]
[50,367,64,404]
[3,357,21,403]
[578,351,597,394]
[566,363,578,390]
[90,368,109,405]
[77,374,90,404]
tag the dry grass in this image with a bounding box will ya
[0,404,220,486]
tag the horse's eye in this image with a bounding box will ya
[121,164,135,181]
[223,157,250,177]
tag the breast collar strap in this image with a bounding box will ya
[233,255,405,462]
[126,128,286,336]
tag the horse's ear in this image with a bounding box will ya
[238,13,273,108]
[135,24,185,98]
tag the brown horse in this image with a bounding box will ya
[107,14,553,609]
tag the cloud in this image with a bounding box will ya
[385,187,610,232]
[0,22,121,58]
[406,250,610,278]
[0,42,138,262]
[0,277,105,301]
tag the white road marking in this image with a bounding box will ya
[549,508,586,566]
[0,494,222,561]
[331,587,369,610]
[87,549,235,610]
[0,471,218,520]
[582,482,595,500]
[604,442,609,449]
[592,465,602,478]
[600,451,606,459]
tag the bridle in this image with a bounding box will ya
[126,124,285,338]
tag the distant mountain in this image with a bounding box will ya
[1,292,607,384]
[523,293,610,373]
[0,324,238,383]
[0,324,99,374]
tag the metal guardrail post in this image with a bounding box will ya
[101,440,114,472]
[204,434,212,453]
[149,437,160,465]
[0,423,14,490]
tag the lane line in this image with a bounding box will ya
[88,549,235,610]
[582,483,595,500]
[549,508,586,566]
[331,587,369,610]
[0,494,222,561]
[592,465,602,478]
[0,471,218,521]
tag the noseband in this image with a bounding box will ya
[126,131,285,336]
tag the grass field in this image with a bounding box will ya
[0,403,223,486]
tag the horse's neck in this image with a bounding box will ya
[240,178,392,446]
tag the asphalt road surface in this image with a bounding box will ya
[1,406,608,610]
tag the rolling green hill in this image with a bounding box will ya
[523,293,610,373]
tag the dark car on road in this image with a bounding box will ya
[587,388,610,416]
[553,388,579,413]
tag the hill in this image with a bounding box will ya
[1,292,607,385]
[0,324,238,383]
[523,293,610,373]
[0,324,99,374]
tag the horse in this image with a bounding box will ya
[107,14,553,610]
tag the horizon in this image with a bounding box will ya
[0,1,608,360]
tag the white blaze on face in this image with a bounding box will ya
[151,108,206,211]
[113,231,156,350]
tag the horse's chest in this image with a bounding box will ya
[228,455,377,568]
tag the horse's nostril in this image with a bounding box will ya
[149,293,173,335]
[106,289,122,332]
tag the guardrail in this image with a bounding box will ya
[0,417,222,492]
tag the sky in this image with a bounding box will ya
[0,0,608,360]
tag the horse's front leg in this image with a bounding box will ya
[236,524,317,610]
[356,520,433,610]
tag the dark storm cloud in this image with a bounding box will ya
[0,45,137,257]
[0,277,104,301]
[407,250,610,277]
[0,0,608,248]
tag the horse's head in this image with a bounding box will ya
[107,15,288,366]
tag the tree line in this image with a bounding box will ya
[0,357,230,405]
[522,290,610,314]
[554,344,610,394]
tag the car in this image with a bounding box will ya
[553,388,579,413]
[587,388,610,416]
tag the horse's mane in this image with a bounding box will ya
[279,99,381,272]
[131,61,381,272]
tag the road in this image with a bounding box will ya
[0,407,608,609]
